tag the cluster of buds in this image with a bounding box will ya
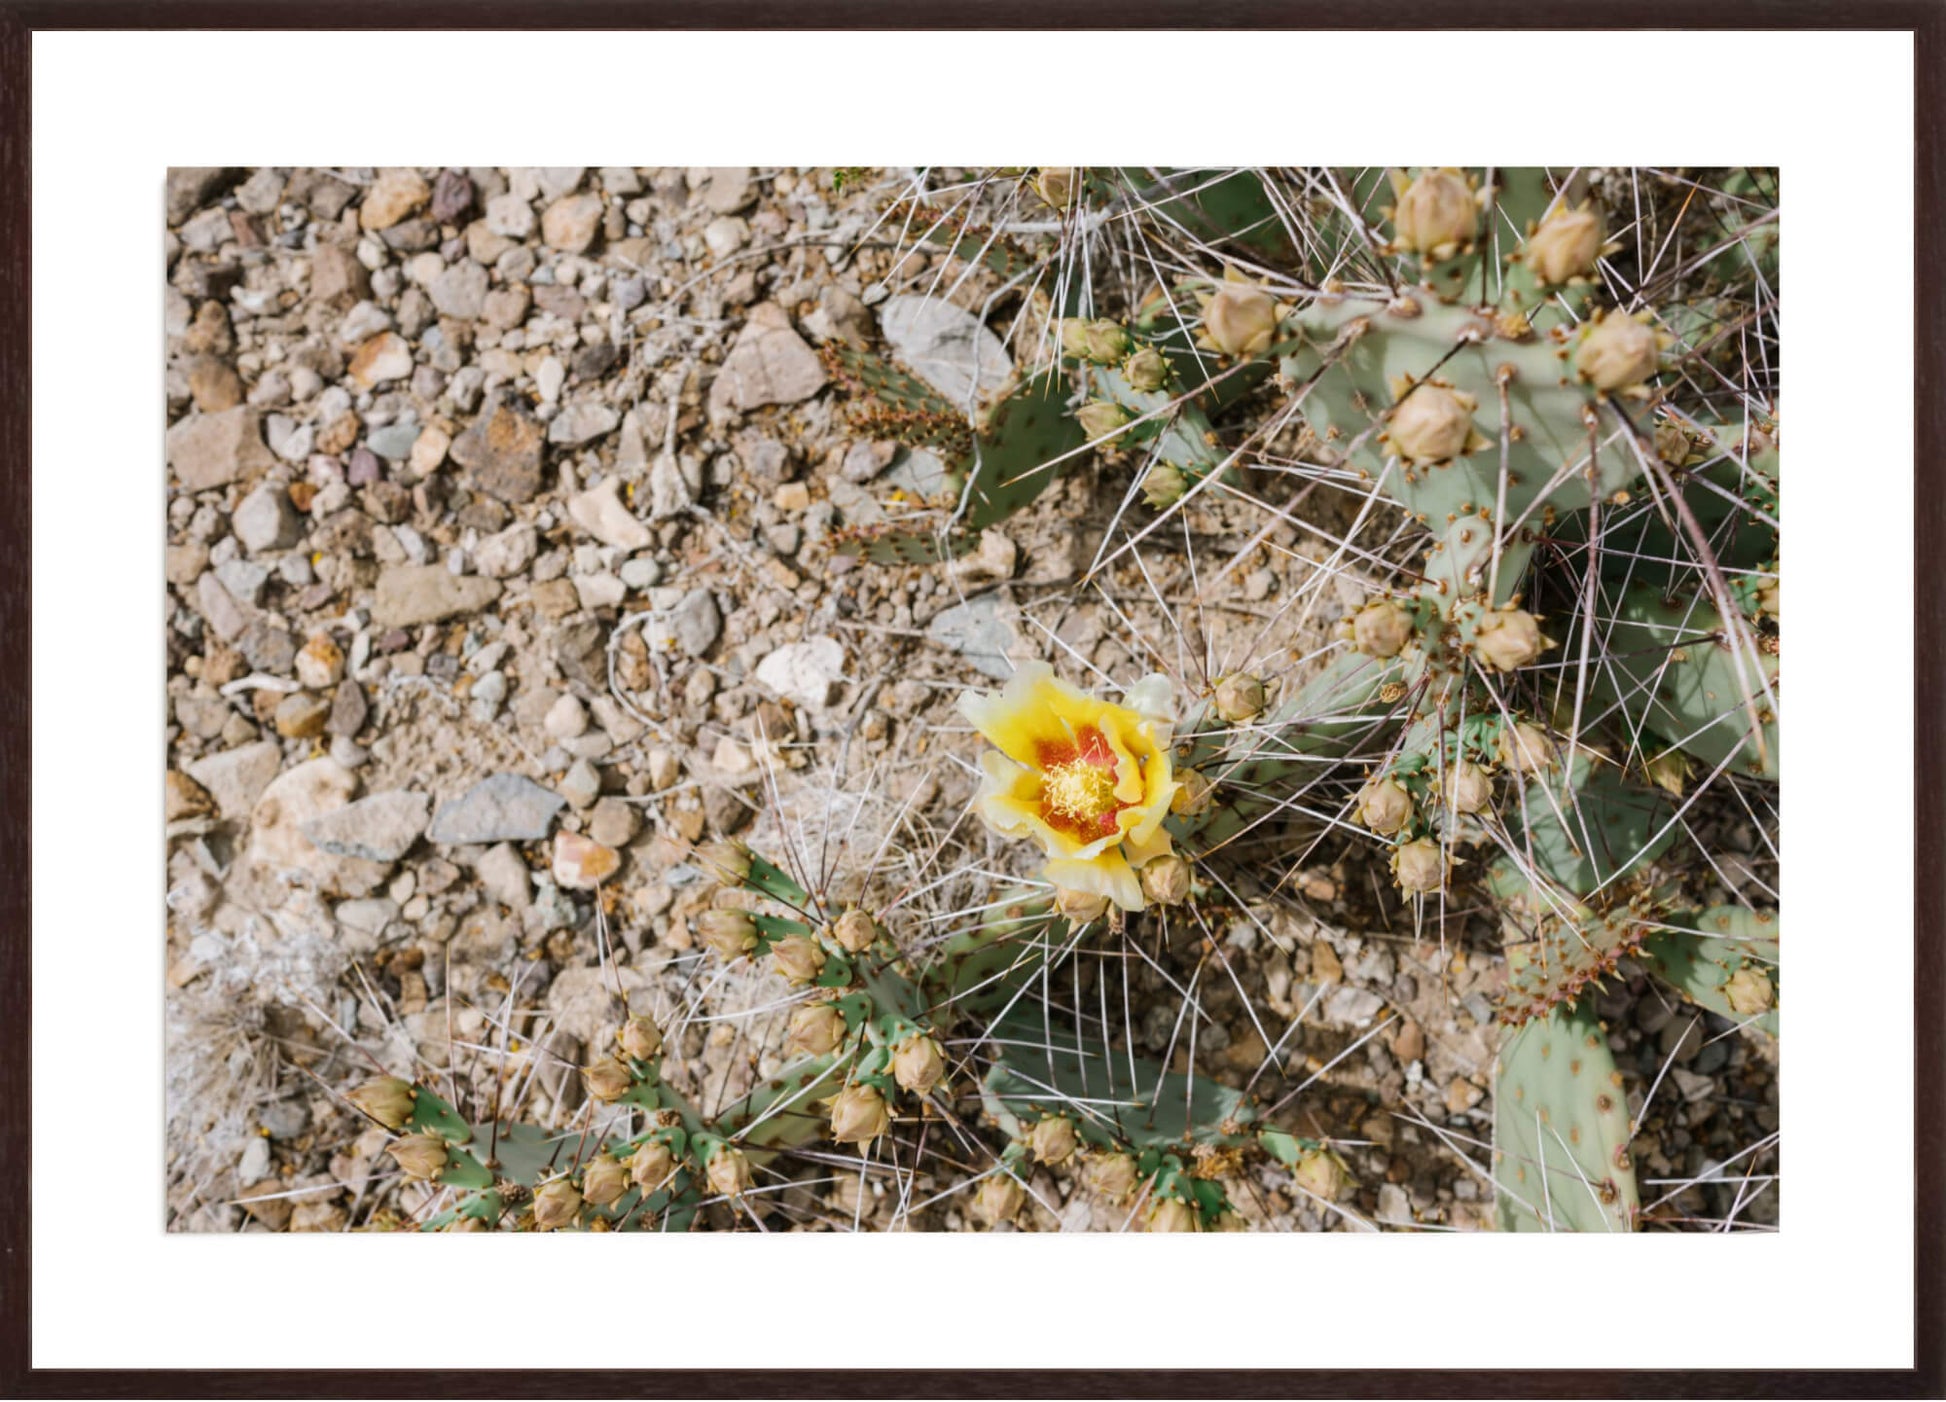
[1443,760,1494,815]
[827,1084,891,1147]
[974,1173,1026,1227]
[830,908,878,953]
[582,1056,635,1104]
[706,1144,754,1199]
[631,1138,678,1193]
[1522,203,1607,285]
[1357,776,1414,836]
[1391,836,1448,894]
[347,1075,415,1130]
[532,1177,583,1231]
[1028,1115,1079,1166]
[1060,317,1132,365]
[696,908,757,959]
[697,840,751,885]
[786,1000,848,1057]
[1083,1152,1139,1201]
[1348,599,1414,659]
[1470,607,1548,673]
[1385,381,1487,466]
[1141,463,1187,509]
[1076,400,1132,445]
[1389,167,1479,259]
[1169,767,1214,817]
[1574,308,1664,394]
[386,1133,449,1181]
[582,1154,631,1208]
[619,1013,664,1062]
[892,1033,946,1096]
[1123,345,1171,393]
[769,934,827,986]
[1197,272,1280,359]
[1498,721,1555,775]
[1138,854,1192,907]
[1213,672,1267,724]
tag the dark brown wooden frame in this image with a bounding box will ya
[1,8,1938,1397]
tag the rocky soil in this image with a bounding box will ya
[163,166,1776,1233]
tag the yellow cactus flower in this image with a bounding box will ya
[959,662,1179,911]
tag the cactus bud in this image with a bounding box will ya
[696,908,758,960]
[619,1014,664,1063]
[1141,463,1187,509]
[1169,768,1214,817]
[1028,1115,1079,1165]
[1034,166,1076,211]
[1213,672,1266,723]
[1443,760,1493,815]
[1757,580,1779,620]
[1054,886,1110,925]
[532,1177,583,1230]
[1084,1152,1139,1201]
[1211,1210,1248,1232]
[1057,317,1093,359]
[1147,1197,1199,1232]
[582,1056,634,1103]
[1392,168,1477,255]
[1499,720,1553,774]
[1077,400,1131,443]
[1356,776,1414,836]
[1291,1146,1349,1201]
[347,1075,415,1130]
[1575,311,1660,392]
[785,1001,848,1057]
[698,840,750,884]
[892,1034,946,1096]
[1654,421,1694,465]
[706,1144,753,1198]
[1388,384,1479,464]
[1724,965,1775,1016]
[1392,836,1447,894]
[1472,607,1545,672]
[631,1138,678,1192]
[1083,319,1132,364]
[1138,854,1192,907]
[1122,345,1170,393]
[386,1133,449,1180]
[1350,600,1413,659]
[1201,282,1277,358]
[1524,206,1604,284]
[831,908,878,953]
[974,1173,1025,1226]
[827,1084,890,1146]
[769,933,827,986]
[582,1153,631,1207]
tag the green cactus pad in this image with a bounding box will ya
[979,1007,1253,1154]
[1641,905,1779,1036]
[1492,1002,1638,1232]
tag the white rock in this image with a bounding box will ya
[566,476,652,550]
[879,295,1014,405]
[754,636,846,709]
[475,841,531,910]
[247,758,391,896]
[185,740,282,819]
[544,692,589,741]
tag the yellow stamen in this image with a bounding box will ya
[1044,760,1118,822]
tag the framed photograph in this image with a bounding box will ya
[6,13,1939,1398]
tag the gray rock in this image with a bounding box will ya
[233,483,301,553]
[879,295,1014,405]
[926,594,1019,680]
[371,564,501,628]
[587,796,640,847]
[166,167,238,224]
[326,679,368,737]
[1322,984,1386,1027]
[428,773,565,844]
[711,302,825,413]
[695,167,754,215]
[301,790,432,862]
[366,418,420,461]
[168,407,274,492]
[473,522,538,579]
[548,401,620,448]
[428,261,489,320]
[475,841,531,910]
[213,557,269,607]
[669,588,720,655]
[1376,1183,1412,1225]
[196,571,250,642]
[185,740,282,819]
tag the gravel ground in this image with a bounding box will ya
[163,166,1777,1233]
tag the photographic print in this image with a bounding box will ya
[162,164,1780,1235]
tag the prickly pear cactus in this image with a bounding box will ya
[1492,1002,1638,1232]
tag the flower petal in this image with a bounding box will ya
[1045,851,1144,912]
